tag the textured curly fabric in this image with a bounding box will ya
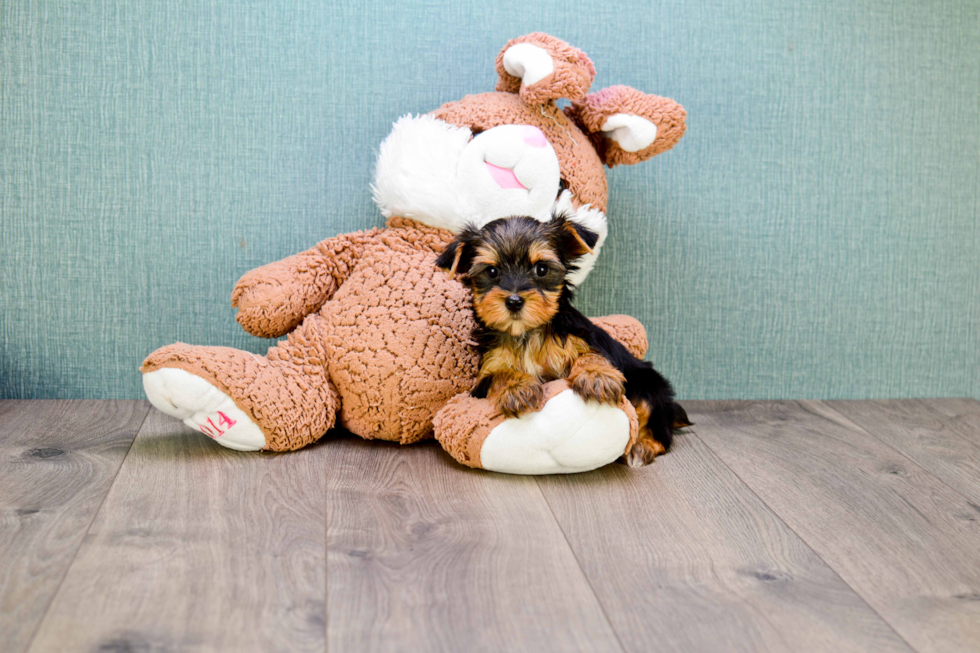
[319,218,480,443]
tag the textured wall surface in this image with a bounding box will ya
[1,0,978,400]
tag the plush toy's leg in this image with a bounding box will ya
[140,315,338,452]
[434,380,638,475]
[434,314,656,474]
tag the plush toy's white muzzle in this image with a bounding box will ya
[454,124,561,226]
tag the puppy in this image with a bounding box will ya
[436,213,690,466]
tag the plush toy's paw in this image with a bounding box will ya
[491,377,545,418]
[231,277,305,338]
[143,368,267,451]
[434,380,638,475]
[568,354,626,406]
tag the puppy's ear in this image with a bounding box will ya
[435,226,479,280]
[551,214,598,260]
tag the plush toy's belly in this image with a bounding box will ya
[319,246,479,443]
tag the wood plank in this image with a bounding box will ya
[0,400,148,653]
[27,408,327,653]
[831,398,980,505]
[536,424,912,653]
[692,400,980,653]
[326,436,622,653]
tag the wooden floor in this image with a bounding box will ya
[2,400,980,652]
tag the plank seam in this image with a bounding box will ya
[533,478,628,653]
[22,401,152,653]
[684,416,921,653]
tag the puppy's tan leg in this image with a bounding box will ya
[489,371,545,418]
[568,353,625,405]
[625,399,667,467]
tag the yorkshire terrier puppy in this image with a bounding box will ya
[436,214,690,466]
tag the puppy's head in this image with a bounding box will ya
[436,214,598,336]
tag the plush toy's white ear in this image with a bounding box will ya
[566,85,686,167]
[601,114,658,153]
[494,33,595,105]
[502,43,554,87]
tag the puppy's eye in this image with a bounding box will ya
[486,267,499,280]
[534,263,549,278]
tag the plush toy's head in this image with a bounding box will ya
[371,32,685,284]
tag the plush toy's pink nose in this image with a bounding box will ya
[523,125,547,148]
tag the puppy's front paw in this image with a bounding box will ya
[493,380,545,418]
[569,355,625,405]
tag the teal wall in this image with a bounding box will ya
[2,0,978,400]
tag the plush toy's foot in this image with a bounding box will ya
[434,380,638,475]
[140,317,338,452]
[143,368,267,451]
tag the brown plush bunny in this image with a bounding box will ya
[141,33,685,474]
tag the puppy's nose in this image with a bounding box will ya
[505,294,525,312]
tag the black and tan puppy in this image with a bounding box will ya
[436,214,690,466]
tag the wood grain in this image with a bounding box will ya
[0,400,148,653]
[830,398,980,505]
[326,436,622,653]
[536,427,912,653]
[27,409,327,653]
[692,400,980,653]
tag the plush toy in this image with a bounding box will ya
[141,33,686,474]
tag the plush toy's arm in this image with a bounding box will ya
[231,230,374,338]
[589,315,648,359]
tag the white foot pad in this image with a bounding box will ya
[479,389,631,474]
[142,368,266,451]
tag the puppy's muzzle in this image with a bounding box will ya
[505,294,525,313]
